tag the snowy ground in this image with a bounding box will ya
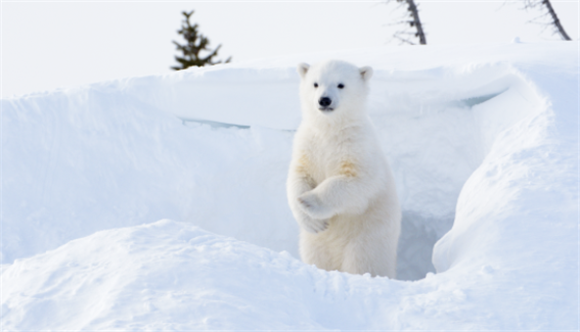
[1,42,578,329]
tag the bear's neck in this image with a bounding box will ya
[303,108,369,134]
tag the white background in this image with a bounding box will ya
[1,0,578,97]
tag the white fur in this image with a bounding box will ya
[287,60,401,278]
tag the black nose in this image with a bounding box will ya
[319,97,332,107]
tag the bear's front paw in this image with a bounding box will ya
[298,191,334,220]
[297,213,329,234]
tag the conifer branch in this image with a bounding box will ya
[171,10,231,70]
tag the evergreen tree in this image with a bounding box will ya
[171,11,231,70]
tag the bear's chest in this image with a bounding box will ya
[303,134,361,184]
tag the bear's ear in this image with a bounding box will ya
[297,63,310,79]
[359,66,373,81]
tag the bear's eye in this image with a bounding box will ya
[338,83,345,89]
[314,83,318,88]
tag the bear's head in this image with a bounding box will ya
[297,60,373,122]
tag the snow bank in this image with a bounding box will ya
[4,220,413,330]
[2,88,298,265]
[2,42,578,329]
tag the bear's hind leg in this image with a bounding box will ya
[299,232,342,272]
[341,245,376,276]
[341,239,396,278]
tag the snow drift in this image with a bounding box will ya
[1,42,578,329]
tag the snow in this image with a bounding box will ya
[1,42,578,329]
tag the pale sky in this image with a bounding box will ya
[1,0,578,97]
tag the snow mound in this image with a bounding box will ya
[1,42,578,329]
[3,220,331,329]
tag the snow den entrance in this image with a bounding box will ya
[371,65,542,280]
[177,65,542,282]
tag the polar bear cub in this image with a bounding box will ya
[287,60,401,278]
